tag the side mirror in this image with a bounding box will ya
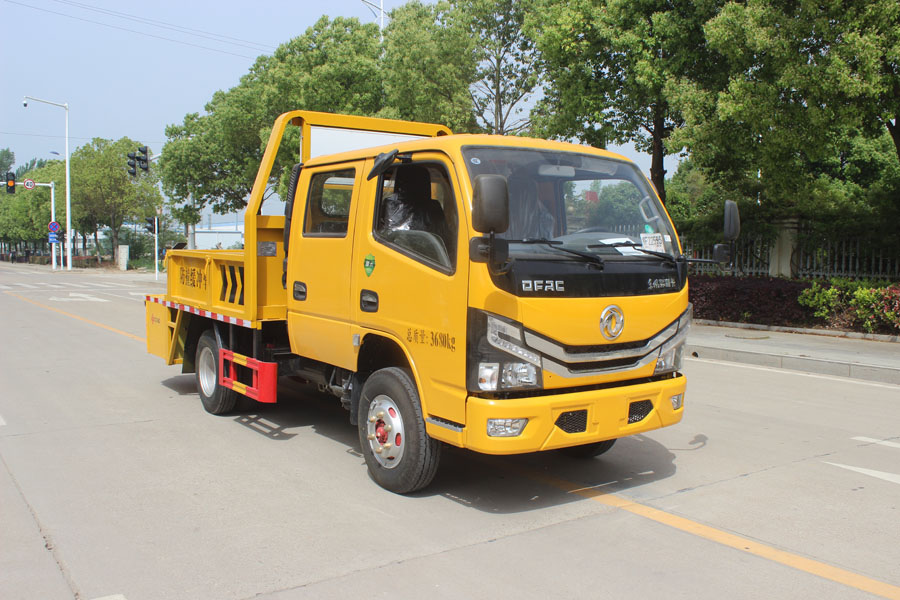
[723,200,740,242]
[472,174,509,234]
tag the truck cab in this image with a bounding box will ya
[147,111,734,494]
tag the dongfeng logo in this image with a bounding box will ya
[600,305,625,340]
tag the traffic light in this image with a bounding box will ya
[5,172,14,194]
[137,146,149,171]
[145,217,157,234]
[127,152,137,177]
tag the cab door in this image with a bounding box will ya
[286,161,364,371]
[351,153,469,425]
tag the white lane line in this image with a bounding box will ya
[0,414,6,426]
[46,293,110,303]
[12,283,37,288]
[852,436,900,449]
[98,291,145,303]
[685,357,900,390]
[825,462,900,485]
[91,595,128,600]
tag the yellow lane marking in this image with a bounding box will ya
[524,468,900,599]
[5,291,146,343]
[8,292,898,597]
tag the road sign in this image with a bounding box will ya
[49,233,59,244]
[49,221,60,233]
[23,179,36,190]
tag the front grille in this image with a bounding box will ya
[628,400,653,423]
[555,410,588,433]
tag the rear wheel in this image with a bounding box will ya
[560,438,616,458]
[357,367,440,494]
[195,329,238,415]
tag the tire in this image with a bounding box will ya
[195,329,238,415]
[357,367,440,494]
[560,438,617,458]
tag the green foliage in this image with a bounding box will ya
[795,278,898,333]
[382,1,479,132]
[850,287,884,333]
[880,285,900,331]
[0,159,65,245]
[463,0,541,134]
[0,148,13,175]
[15,158,48,179]
[160,16,384,216]
[798,282,841,319]
[529,0,720,203]
[671,0,900,218]
[71,137,163,260]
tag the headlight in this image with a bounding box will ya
[469,311,544,392]
[654,305,692,375]
[487,315,541,365]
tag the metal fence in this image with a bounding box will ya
[681,236,770,276]
[795,236,900,280]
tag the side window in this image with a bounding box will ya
[303,168,356,237]
[374,162,458,272]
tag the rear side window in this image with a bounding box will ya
[304,168,356,237]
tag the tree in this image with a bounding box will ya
[0,148,14,176]
[0,159,64,252]
[15,158,48,179]
[530,0,721,204]
[670,0,900,213]
[382,1,480,132]
[462,0,542,134]
[160,16,384,216]
[71,138,162,261]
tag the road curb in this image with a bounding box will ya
[695,319,900,344]
[686,344,900,385]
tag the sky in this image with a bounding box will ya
[1,0,655,185]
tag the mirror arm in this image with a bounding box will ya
[487,231,512,276]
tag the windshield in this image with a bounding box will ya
[462,146,679,261]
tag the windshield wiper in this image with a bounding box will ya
[587,241,677,266]
[508,238,604,267]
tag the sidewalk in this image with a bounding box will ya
[687,321,900,385]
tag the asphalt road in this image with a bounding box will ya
[1,263,899,600]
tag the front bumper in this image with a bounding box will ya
[463,375,686,454]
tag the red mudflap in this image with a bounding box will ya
[219,349,278,403]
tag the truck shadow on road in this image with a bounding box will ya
[179,377,689,514]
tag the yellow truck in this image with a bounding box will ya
[146,110,738,493]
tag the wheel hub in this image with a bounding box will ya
[198,346,217,397]
[366,395,405,468]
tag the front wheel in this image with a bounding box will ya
[195,329,238,415]
[357,367,440,494]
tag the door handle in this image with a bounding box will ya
[360,289,378,312]
[293,281,307,301]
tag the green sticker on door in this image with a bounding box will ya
[364,253,376,276]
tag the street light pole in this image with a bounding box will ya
[360,0,385,42]
[24,96,72,270]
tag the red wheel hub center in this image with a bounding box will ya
[375,420,388,444]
